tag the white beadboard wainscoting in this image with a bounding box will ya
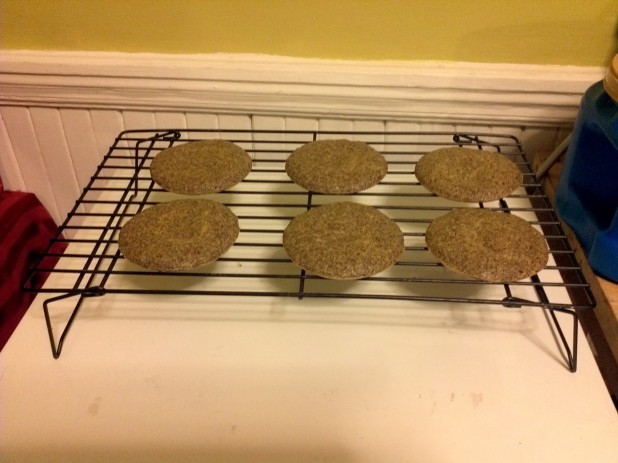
[0,51,604,226]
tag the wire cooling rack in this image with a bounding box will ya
[24,129,595,366]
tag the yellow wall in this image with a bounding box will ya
[1,0,616,65]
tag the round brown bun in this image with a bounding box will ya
[119,199,239,271]
[415,147,523,202]
[283,202,404,280]
[150,139,252,195]
[425,208,549,282]
[285,139,387,194]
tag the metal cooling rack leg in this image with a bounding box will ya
[42,287,104,359]
[545,306,579,373]
[528,274,579,372]
[296,191,314,300]
[502,297,579,372]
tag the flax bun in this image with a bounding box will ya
[285,139,387,194]
[425,208,548,282]
[119,199,239,271]
[415,147,523,202]
[150,139,252,195]
[283,202,404,280]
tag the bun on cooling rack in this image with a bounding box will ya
[150,139,252,195]
[425,208,548,282]
[285,139,387,194]
[415,147,522,202]
[119,199,239,272]
[283,201,404,280]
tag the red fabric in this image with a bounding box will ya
[0,191,66,351]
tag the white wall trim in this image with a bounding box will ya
[0,50,604,126]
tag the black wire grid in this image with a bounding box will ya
[23,129,595,367]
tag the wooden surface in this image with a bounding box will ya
[600,278,618,316]
[535,151,618,404]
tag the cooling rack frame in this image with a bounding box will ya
[24,129,595,367]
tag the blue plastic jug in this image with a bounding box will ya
[555,54,618,282]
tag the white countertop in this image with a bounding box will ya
[1,289,616,463]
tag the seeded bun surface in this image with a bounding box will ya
[415,147,522,202]
[150,139,252,195]
[119,199,239,271]
[283,202,404,280]
[285,139,387,194]
[425,208,548,282]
